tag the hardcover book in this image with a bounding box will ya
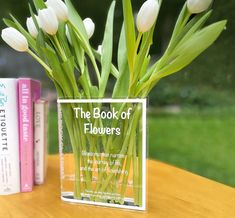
[18,78,41,192]
[0,79,20,195]
[34,100,48,185]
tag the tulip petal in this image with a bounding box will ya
[46,0,68,22]
[83,18,95,39]
[26,17,39,38]
[187,0,213,14]
[137,0,160,33]
[38,7,59,35]
[1,27,28,52]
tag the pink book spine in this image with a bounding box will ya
[18,79,41,192]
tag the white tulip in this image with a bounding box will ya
[97,45,102,54]
[136,0,160,33]
[38,7,59,35]
[1,27,28,52]
[46,0,68,22]
[83,18,95,39]
[187,0,213,14]
[26,17,39,38]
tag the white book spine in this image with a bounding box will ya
[0,79,20,195]
[34,100,48,185]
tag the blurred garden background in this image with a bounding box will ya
[0,0,235,187]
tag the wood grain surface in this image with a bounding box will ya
[0,155,235,218]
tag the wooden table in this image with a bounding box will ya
[0,155,235,218]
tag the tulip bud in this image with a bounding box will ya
[1,27,28,52]
[46,0,68,22]
[26,17,39,38]
[97,45,102,54]
[65,25,72,44]
[38,7,59,35]
[83,18,95,39]
[136,0,160,33]
[187,0,213,14]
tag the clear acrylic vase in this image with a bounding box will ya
[57,99,147,211]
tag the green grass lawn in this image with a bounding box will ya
[48,106,235,187]
[149,106,235,187]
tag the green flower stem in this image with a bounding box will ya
[133,135,139,205]
[137,119,143,206]
[135,68,165,97]
[62,100,143,205]
[99,107,142,198]
[60,104,82,199]
[119,106,142,204]
[131,32,143,79]
[53,35,67,62]
[128,33,143,96]
[68,20,101,84]
[75,114,92,190]
[69,109,82,194]
[27,49,53,77]
[73,135,82,199]
[82,109,100,181]
[134,33,143,59]
[93,49,119,79]
[120,127,136,204]
[74,124,90,192]
[70,133,81,198]
[168,4,191,48]
[110,117,130,194]
[93,103,128,193]
[76,103,105,195]
[120,156,132,203]
[158,7,191,69]
[66,103,92,195]
[106,111,134,204]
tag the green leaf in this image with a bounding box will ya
[117,24,127,74]
[159,11,212,69]
[112,64,129,99]
[122,0,136,73]
[137,20,227,96]
[174,11,212,52]
[61,57,80,98]
[166,11,211,57]
[93,49,119,79]
[66,0,101,83]
[90,86,99,99]
[132,27,154,87]
[78,67,100,99]
[29,4,40,30]
[99,1,116,97]
[65,0,88,40]
[158,3,189,68]
[160,20,227,77]
[36,30,46,61]
[33,0,46,10]
[3,18,17,29]
[67,22,85,74]
[169,3,189,44]
[42,47,73,97]
[54,81,64,98]
[57,23,72,58]
[167,20,228,74]
[139,55,151,79]
[35,30,56,82]
[78,73,91,98]
[112,24,129,99]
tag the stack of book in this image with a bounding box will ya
[0,78,48,195]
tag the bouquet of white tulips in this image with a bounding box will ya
[1,0,226,208]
